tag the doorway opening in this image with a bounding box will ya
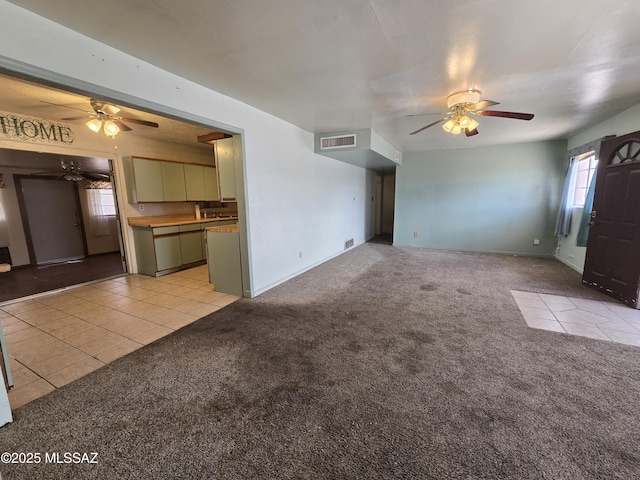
[372,173,395,245]
[0,69,249,299]
[0,150,125,303]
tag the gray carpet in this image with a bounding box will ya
[1,244,639,479]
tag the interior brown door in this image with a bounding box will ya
[582,131,640,308]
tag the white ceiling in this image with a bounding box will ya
[6,0,640,154]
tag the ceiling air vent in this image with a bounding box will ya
[320,134,356,150]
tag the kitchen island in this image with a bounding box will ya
[206,223,243,296]
[128,215,237,276]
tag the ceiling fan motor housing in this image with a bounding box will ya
[447,89,481,109]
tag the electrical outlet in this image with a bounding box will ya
[533,239,540,245]
[184,203,188,209]
[299,252,302,258]
[414,231,419,238]
[139,204,144,211]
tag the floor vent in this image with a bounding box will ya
[320,134,356,150]
[344,238,354,250]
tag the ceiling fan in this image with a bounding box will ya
[409,89,534,137]
[42,99,159,138]
[32,159,110,182]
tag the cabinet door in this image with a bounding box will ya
[161,162,186,201]
[204,166,220,201]
[180,231,204,264]
[184,164,206,201]
[133,158,164,202]
[216,138,236,201]
[154,235,182,271]
[207,231,243,296]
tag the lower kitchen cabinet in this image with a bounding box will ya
[131,220,237,277]
[200,220,236,254]
[179,224,204,265]
[132,225,206,276]
[154,235,182,271]
[206,224,243,296]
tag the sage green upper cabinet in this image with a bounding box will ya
[161,161,186,201]
[124,156,220,203]
[185,164,220,201]
[184,164,206,201]
[124,157,164,203]
[204,166,220,201]
[123,156,184,203]
[215,137,237,202]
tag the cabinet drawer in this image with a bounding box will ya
[153,226,180,236]
[179,224,201,233]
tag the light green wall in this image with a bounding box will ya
[394,140,567,255]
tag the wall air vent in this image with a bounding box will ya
[315,129,400,172]
[320,134,357,150]
[344,238,354,250]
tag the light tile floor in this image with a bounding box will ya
[1,265,239,409]
[512,290,640,347]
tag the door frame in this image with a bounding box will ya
[109,159,128,273]
[582,131,640,307]
[14,174,88,266]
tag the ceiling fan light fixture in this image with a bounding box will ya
[63,172,84,182]
[86,118,102,133]
[458,115,471,128]
[103,120,120,138]
[465,117,479,131]
[442,118,456,133]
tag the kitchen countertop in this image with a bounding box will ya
[128,214,238,228]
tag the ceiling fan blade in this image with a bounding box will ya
[477,110,534,120]
[61,115,89,121]
[467,100,499,111]
[39,100,90,113]
[120,117,159,128]
[464,128,479,137]
[410,117,447,135]
[112,119,133,132]
[405,111,449,118]
[84,172,111,180]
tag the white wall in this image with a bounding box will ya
[0,1,374,296]
[246,126,375,294]
[556,101,640,272]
